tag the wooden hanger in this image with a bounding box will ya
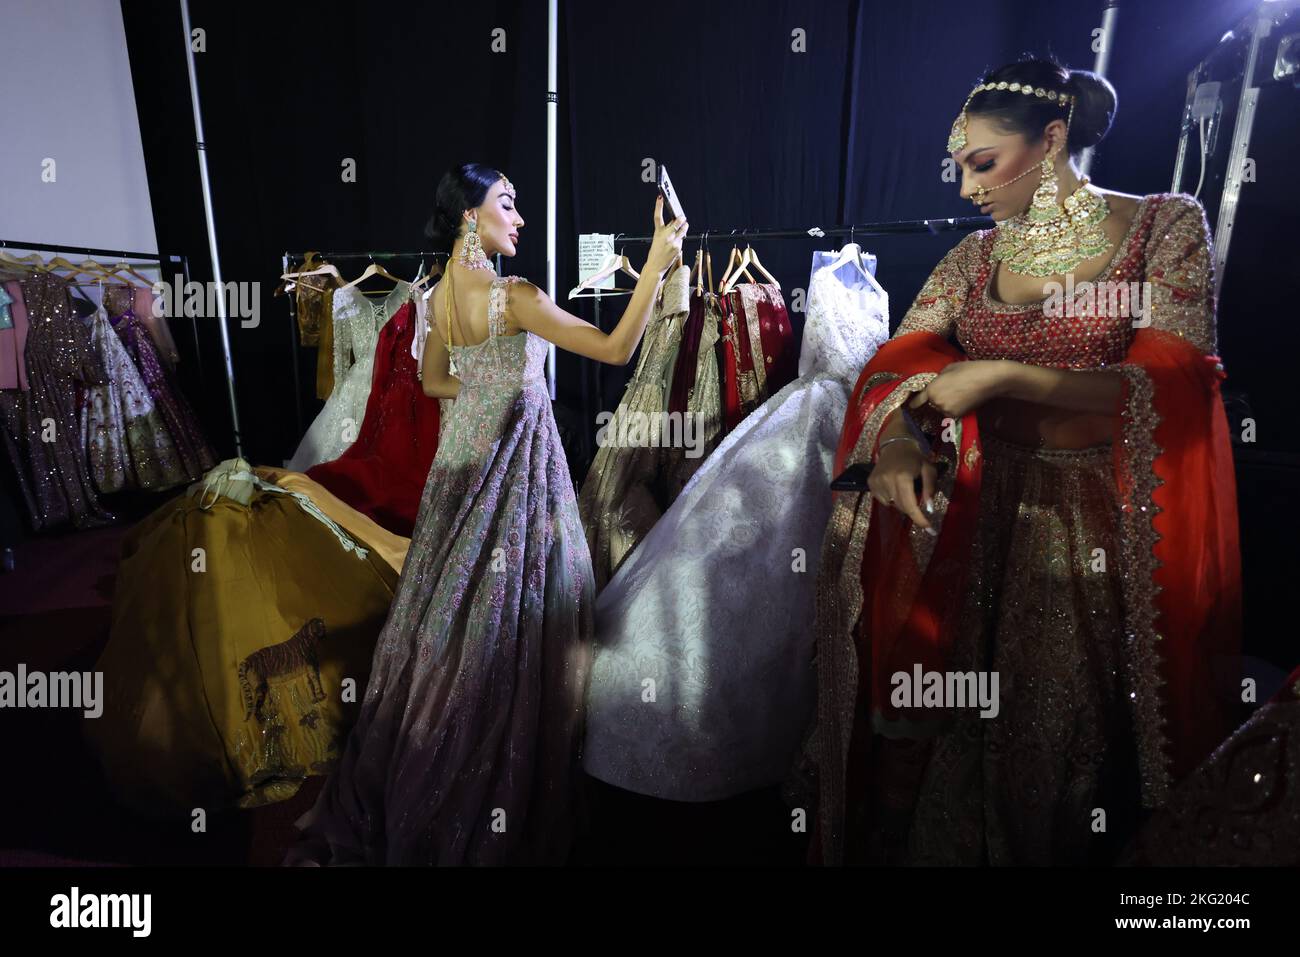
[279,254,343,293]
[688,233,705,294]
[43,256,129,288]
[717,245,738,289]
[568,251,640,299]
[739,242,779,288]
[68,257,121,284]
[690,232,717,295]
[108,259,160,290]
[342,257,402,293]
[719,245,763,295]
[409,259,444,296]
[717,240,757,292]
[0,250,42,275]
[38,255,86,276]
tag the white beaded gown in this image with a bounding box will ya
[582,262,889,801]
[287,282,409,471]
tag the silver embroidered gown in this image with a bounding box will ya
[287,274,595,866]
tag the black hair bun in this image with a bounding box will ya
[424,205,461,258]
[1065,69,1117,151]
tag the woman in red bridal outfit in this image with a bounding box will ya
[805,57,1242,866]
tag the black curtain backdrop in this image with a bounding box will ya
[120,0,1292,660]
[121,0,1268,457]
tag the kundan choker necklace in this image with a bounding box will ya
[991,174,1112,277]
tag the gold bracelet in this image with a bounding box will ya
[874,435,921,462]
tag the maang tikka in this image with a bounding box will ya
[949,81,1111,277]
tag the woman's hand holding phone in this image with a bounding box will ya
[646,195,688,278]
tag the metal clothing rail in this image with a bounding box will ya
[608,214,991,245]
[294,250,450,262]
[0,237,233,457]
[0,241,203,394]
[279,250,476,441]
[0,239,183,262]
[579,214,990,465]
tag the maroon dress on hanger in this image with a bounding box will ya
[747,284,798,396]
[667,292,706,416]
[306,302,441,537]
[716,283,796,433]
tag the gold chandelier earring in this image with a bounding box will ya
[458,216,492,270]
[1027,153,1060,222]
[992,147,1112,277]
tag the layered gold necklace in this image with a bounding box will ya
[991,175,1112,277]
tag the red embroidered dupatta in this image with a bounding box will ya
[809,196,1242,865]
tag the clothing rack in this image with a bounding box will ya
[296,251,450,262]
[0,239,237,553]
[281,250,493,440]
[608,214,991,245]
[579,214,990,463]
[0,241,216,429]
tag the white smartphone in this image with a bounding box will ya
[657,164,686,225]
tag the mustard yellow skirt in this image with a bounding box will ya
[84,480,401,817]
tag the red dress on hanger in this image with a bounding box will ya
[306,301,441,537]
[717,283,797,433]
[667,292,706,416]
[716,291,746,432]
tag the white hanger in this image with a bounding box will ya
[825,240,885,297]
[568,251,640,299]
[279,256,343,293]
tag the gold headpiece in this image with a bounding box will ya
[947,82,1076,154]
[500,174,515,199]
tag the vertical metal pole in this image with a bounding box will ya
[283,252,303,437]
[179,254,203,386]
[1213,4,1271,300]
[1079,1,1119,179]
[546,0,558,400]
[589,290,602,464]
[180,0,243,458]
[1170,68,1201,192]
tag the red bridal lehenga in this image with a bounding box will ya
[803,192,1243,865]
[306,301,442,537]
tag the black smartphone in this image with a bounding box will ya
[829,458,950,493]
[657,164,686,225]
